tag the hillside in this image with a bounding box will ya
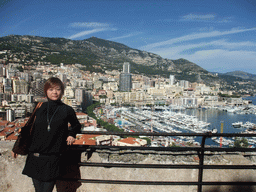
[0,35,254,88]
[225,71,256,81]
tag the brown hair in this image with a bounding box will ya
[44,77,65,99]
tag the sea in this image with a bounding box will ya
[173,96,256,147]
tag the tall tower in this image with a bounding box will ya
[123,62,130,73]
[169,75,175,86]
[119,62,132,92]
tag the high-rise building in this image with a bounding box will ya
[31,79,47,96]
[75,88,84,104]
[3,78,12,93]
[179,80,190,89]
[0,93,11,102]
[0,64,4,77]
[169,75,175,86]
[75,88,93,110]
[123,62,130,73]
[20,72,32,82]
[119,62,132,92]
[150,80,155,87]
[13,80,29,94]
[6,109,14,122]
[59,73,67,86]
[0,83,4,93]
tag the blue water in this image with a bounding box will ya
[183,109,255,146]
[244,96,256,105]
[178,96,256,146]
[184,108,256,134]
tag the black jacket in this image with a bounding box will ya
[22,100,81,181]
[28,100,81,154]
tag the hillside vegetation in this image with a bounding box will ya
[0,35,255,88]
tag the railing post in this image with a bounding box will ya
[198,135,206,192]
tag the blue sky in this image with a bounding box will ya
[1,0,256,74]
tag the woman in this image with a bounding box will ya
[12,77,81,192]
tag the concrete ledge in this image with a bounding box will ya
[1,141,256,192]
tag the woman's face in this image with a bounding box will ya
[47,85,62,100]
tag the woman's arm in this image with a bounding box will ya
[11,151,18,158]
[67,106,81,139]
[66,136,76,145]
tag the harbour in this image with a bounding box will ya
[107,96,256,148]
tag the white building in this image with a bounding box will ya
[169,75,175,85]
[64,86,75,98]
[112,137,147,147]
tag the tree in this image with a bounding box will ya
[16,66,24,72]
[86,102,123,132]
[141,137,151,145]
[233,137,249,148]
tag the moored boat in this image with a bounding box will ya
[232,121,243,128]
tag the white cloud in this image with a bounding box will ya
[69,22,110,28]
[141,27,256,50]
[155,47,256,73]
[185,49,256,73]
[147,37,256,73]
[68,28,109,39]
[181,14,215,21]
[180,14,232,23]
[209,39,256,48]
[218,17,233,23]
[108,32,142,41]
[68,21,117,39]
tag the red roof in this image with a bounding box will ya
[119,137,139,145]
[76,112,87,116]
[5,132,18,141]
[73,134,100,145]
[0,120,9,127]
[0,125,17,139]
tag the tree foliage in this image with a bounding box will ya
[86,102,123,132]
[233,137,249,148]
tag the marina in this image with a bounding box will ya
[104,97,256,147]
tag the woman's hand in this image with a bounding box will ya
[66,136,76,145]
[11,151,18,158]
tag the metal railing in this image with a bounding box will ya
[66,131,256,192]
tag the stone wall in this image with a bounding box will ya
[1,141,256,192]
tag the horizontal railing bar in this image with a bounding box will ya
[70,145,201,151]
[80,131,256,137]
[79,162,256,169]
[61,178,256,186]
[65,131,256,191]
[69,145,256,153]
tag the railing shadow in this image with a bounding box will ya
[205,179,255,192]
[56,151,82,192]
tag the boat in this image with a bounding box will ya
[211,128,218,133]
[232,121,243,128]
[242,121,256,129]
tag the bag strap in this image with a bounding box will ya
[25,102,43,127]
[30,102,43,135]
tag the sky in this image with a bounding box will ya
[1,0,256,74]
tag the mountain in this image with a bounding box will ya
[224,71,256,81]
[0,35,252,88]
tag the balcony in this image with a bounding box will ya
[2,131,256,192]
[60,131,256,192]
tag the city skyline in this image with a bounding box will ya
[0,0,256,74]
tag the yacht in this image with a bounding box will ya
[232,121,243,128]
